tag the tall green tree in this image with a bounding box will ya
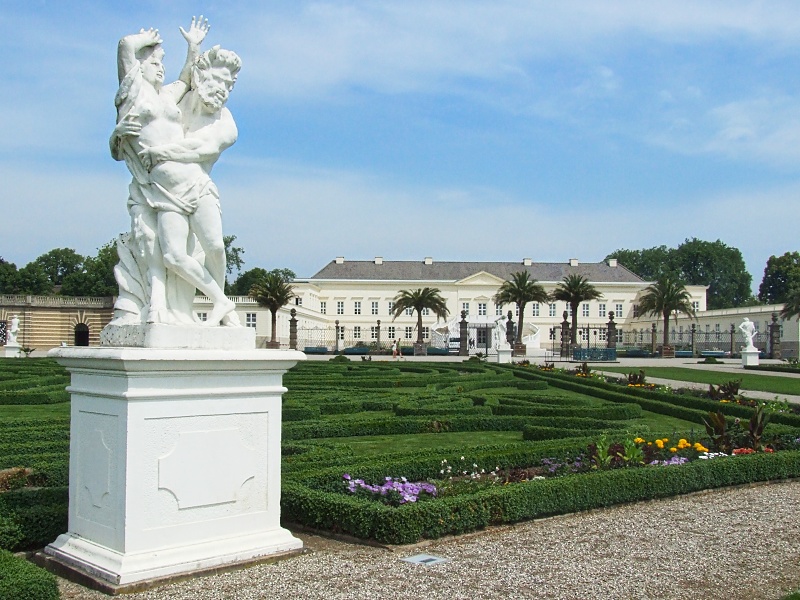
[605,246,674,281]
[231,268,296,296]
[551,274,603,344]
[607,238,753,309]
[32,248,85,287]
[0,258,20,294]
[249,272,295,345]
[16,263,52,295]
[223,234,245,283]
[391,288,449,345]
[60,241,118,297]
[758,251,800,304]
[637,275,697,349]
[672,238,751,309]
[492,272,549,344]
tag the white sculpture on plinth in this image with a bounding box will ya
[108,17,242,330]
[43,19,303,590]
[739,317,757,350]
[7,315,19,345]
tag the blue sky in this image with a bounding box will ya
[3,1,800,289]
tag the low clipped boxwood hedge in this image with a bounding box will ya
[0,488,68,552]
[0,550,59,600]
[282,451,800,544]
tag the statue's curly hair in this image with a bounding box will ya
[195,45,242,81]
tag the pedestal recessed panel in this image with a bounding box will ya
[159,428,258,509]
[75,412,118,529]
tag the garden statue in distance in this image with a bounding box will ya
[108,16,243,331]
[739,317,757,350]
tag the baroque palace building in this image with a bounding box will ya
[201,256,709,352]
[4,256,798,358]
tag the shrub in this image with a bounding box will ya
[0,549,59,600]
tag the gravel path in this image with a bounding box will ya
[58,480,800,600]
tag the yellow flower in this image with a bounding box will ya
[670,447,677,453]
[693,442,709,453]
[655,439,664,449]
[633,437,645,444]
[661,438,669,443]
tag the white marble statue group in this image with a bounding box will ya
[109,17,242,328]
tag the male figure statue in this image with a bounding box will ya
[110,18,242,327]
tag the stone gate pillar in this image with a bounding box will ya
[289,308,297,350]
[770,313,782,359]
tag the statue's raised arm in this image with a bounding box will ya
[117,28,162,84]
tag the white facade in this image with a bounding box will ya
[207,257,709,350]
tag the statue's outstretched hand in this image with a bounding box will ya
[179,15,209,46]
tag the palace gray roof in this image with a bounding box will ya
[308,259,646,284]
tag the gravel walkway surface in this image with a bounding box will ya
[58,480,800,600]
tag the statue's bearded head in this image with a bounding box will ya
[192,46,242,112]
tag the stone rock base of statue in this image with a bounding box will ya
[3,342,20,358]
[741,347,760,367]
[41,346,304,591]
[513,343,527,357]
[101,322,255,350]
[413,342,427,356]
[495,345,513,364]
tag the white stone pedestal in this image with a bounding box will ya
[742,348,760,367]
[3,343,20,358]
[43,346,305,588]
[495,347,513,364]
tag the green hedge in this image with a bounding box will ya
[282,451,800,544]
[0,550,59,600]
[0,488,68,552]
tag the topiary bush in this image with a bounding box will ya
[0,549,59,600]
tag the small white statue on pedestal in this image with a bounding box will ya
[739,317,757,350]
[7,315,20,346]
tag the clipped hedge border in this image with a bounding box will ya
[283,414,619,441]
[282,451,800,544]
[0,488,68,552]
[0,549,59,600]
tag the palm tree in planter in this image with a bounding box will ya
[638,275,696,356]
[551,274,603,346]
[492,272,549,348]
[391,287,449,355]
[249,272,295,349]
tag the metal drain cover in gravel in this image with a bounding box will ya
[401,554,450,566]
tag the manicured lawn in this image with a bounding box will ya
[599,367,800,396]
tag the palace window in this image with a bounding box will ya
[246,313,256,328]
[371,301,379,315]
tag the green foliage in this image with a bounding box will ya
[60,240,119,296]
[758,251,800,304]
[637,275,696,348]
[0,549,59,600]
[32,248,85,287]
[608,238,752,309]
[391,288,449,344]
[551,274,603,344]
[223,234,245,278]
[283,451,800,544]
[492,272,549,343]
[249,272,296,343]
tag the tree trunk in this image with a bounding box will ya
[570,302,579,344]
[516,302,526,343]
[416,310,424,344]
[271,309,278,343]
[662,312,670,348]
